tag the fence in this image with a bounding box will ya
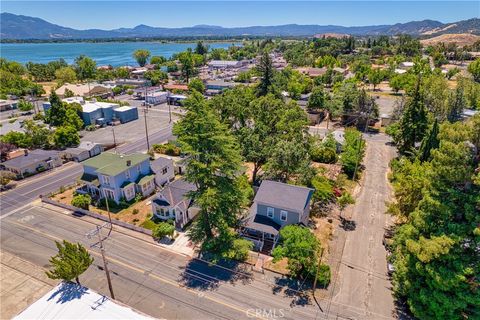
[41,197,153,236]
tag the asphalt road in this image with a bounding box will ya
[1,204,340,320]
[329,133,397,319]
[0,125,174,216]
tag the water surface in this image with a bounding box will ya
[0,41,239,66]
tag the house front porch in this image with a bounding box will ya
[240,213,280,255]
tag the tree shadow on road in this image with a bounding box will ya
[178,258,253,292]
[339,217,356,231]
[47,281,89,304]
[271,277,312,307]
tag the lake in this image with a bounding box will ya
[0,41,240,66]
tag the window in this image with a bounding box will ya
[267,207,274,218]
[280,210,288,221]
[162,166,168,175]
[137,165,141,173]
[171,208,176,217]
[156,208,168,217]
[125,170,130,179]
[102,175,110,185]
[124,187,134,199]
[103,189,114,200]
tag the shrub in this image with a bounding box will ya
[151,143,181,156]
[230,238,253,261]
[315,264,331,287]
[311,146,337,164]
[132,208,139,215]
[152,222,175,240]
[311,175,334,203]
[340,128,365,179]
[71,194,91,210]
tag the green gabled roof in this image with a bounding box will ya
[82,152,150,177]
[120,181,135,189]
[136,173,155,185]
[80,173,100,186]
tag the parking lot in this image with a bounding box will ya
[80,102,181,146]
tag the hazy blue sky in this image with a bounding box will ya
[2,1,479,29]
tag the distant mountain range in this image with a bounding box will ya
[1,12,479,40]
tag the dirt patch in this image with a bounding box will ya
[51,187,155,228]
[263,257,289,275]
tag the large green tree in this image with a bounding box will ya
[46,92,67,127]
[45,240,93,285]
[398,77,429,154]
[391,117,480,319]
[256,51,275,96]
[467,58,480,83]
[133,49,151,67]
[74,55,96,81]
[272,225,329,282]
[173,92,247,253]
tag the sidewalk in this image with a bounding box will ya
[0,250,58,319]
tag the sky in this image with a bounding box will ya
[2,1,479,30]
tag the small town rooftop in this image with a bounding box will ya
[82,152,150,176]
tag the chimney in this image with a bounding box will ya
[126,160,131,166]
[24,150,28,156]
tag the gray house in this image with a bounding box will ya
[151,179,199,230]
[61,141,103,162]
[151,156,175,186]
[241,180,314,253]
[1,149,62,179]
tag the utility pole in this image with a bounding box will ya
[85,222,115,299]
[112,127,117,154]
[144,85,151,152]
[168,102,172,123]
[102,190,113,236]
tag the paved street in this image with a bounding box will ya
[329,133,397,319]
[0,203,392,319]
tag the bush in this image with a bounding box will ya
[311,175,334,203]
[340,128,365,179]
[151,143,181,156]
[314,264,331,287]
[152,222,175,240]
[71,194,91,210]
[228,238,253,261]
[132,208,139,215]
[311,146,337,164]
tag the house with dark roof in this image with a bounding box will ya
[151,178,199,229]
[79,152,154,203]
[1,149,62,179]
[241,180,314,254]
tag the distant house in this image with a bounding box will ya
[296,67,328,78]
[151,156,175,186]
[241,180,314,253]
[145,91,169,105]
[0,99,18,112]
[163,84,189,92]
[151,178,199,229]
[205,80,237,95]
[1,149,62,179]
[208,60,243,69]
[55,83,113,98]
[79,152,155,203]
[324,130,345,152]
[399,61,414,69]
[167,94,187,106]
[61,141,103,162]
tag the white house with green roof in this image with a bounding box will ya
[80,152,155,203]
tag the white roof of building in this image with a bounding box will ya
[62,96,85,104]
[114,106,134,112]
[14,282,154,320]
[208,60,241,67]
[83,101,119,113]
